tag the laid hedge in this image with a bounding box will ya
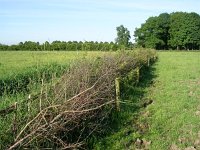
[0,49,157,149]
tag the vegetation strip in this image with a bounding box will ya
[143,52,200,149]
[0,50,156,149]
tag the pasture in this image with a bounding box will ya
[0,51,107,79]
[145,51,200,149]
[2,50,200,149]
[94,51,200,149]
[0,51,110,97]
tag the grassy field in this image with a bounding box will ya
[1,50,200,149]
[0,51,107,79]
[0,51,112,97]
[94,51,200,150]
[145,51,200,149]
[0,51,111,113]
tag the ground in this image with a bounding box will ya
[94,51,200,150]
[145,51,200,149]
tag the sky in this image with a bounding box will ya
[1,0,200,45]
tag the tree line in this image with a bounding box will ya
[0,25,133,52]
[1,11,200,51]
[134,12,200,50]
[0,24,133,51]
[0,40,135,51]
[0,41,116,51]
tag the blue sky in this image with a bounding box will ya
[1,0,200,45]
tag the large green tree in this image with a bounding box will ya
[169,12,200,50]
[115,25,131,49]
[135,12,200,50]
[134,13,170,49]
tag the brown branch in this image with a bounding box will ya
[0,102,17,116]
[8,124,46,150]
[50,100,114,124]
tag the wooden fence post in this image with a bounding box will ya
[27,94,31,112]
[12,102,18,137]
[40,79,44,111]
[115,78,120,112]
[136,67,140,84]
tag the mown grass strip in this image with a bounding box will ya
[143,52,200,149]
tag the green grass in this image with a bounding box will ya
[145,51,200,149]
[2,50,200,149]
[0,51,108,113]
[0,51,111,96]
[0,51,108,79]
[94,51,200,150]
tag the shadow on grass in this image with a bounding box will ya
[89,64,157,149]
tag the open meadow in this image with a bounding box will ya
[0,51,108,79]
[145,51,200,149]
